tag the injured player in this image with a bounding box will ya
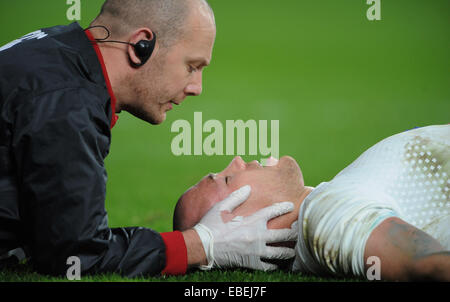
[172,125,450,281]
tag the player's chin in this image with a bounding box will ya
[141,115,165,125]
[279,156,302,176]
[146,110,167,125]
[279,156,298,167]
[123,104,165,125]
[151,104,173,124]
[155,112,167,125]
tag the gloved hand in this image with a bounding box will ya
[193,185,298,271]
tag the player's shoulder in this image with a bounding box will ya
[330,125,449,182]
[399,125,449,137]
[379,125,449,148]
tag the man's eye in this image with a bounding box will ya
[188,65,197,73]
[225,176,230,184]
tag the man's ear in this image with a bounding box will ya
[127,28,156,66]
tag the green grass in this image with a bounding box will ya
[0,263,363,282]
[0,0,449,282]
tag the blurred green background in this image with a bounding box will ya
[0,0,449,237]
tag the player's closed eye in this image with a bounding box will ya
[188,65,197,73]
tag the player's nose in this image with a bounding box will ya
[185,73,203,96]
[222,156,246,174]
[185,84,202,96]
[232,156,247,170]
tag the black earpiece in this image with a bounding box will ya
[131,39,156,67]
[85,26,156,67]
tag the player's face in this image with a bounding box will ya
[186,156,305,228]
[126,6,216,125]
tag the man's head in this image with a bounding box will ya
[91,0,216,124]
[173,156,311,232]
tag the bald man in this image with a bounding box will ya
[0,0,296,277]
[173,125,450,281]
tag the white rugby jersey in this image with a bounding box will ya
[293,125,449,278]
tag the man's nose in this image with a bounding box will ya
[185,72,203,96]
[222,156,246,175]
[230,156,246,171]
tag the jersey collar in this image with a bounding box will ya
[84,29,119,129]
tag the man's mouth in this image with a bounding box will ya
[166,100,179,111]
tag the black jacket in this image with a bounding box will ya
[0,22,168,277]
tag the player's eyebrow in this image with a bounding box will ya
[188,57,210,68]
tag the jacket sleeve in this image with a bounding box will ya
[11,87,186,277]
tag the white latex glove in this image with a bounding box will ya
[193,185,298,271]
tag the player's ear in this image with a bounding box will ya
[127,28,155,66]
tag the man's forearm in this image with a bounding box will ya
[182,229,208,269]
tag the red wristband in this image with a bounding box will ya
[160,231,188,275]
